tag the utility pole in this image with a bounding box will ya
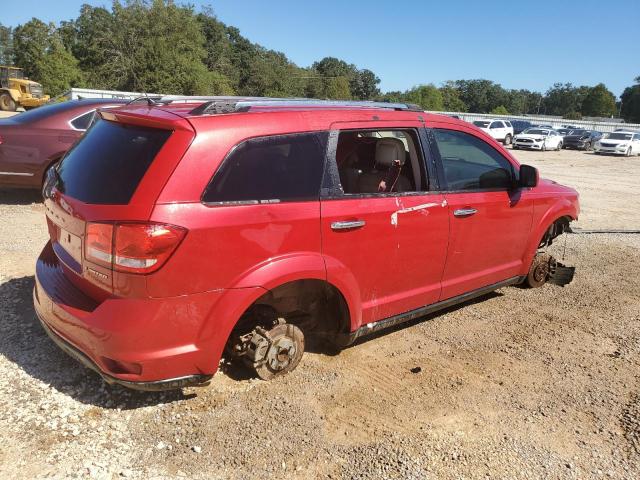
[618,100,623,119]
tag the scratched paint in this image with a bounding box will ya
[390,201,443,226]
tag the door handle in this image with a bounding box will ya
[331,220,366,231]
[453,208,477,218]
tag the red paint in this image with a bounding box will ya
[34,103,580,386]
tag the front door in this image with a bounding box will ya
[428,124,534,300]
[320,124,449,327]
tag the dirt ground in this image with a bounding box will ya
[0,148,639,479]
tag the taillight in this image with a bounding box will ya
[86,223,114,267]
[85,222,186,274]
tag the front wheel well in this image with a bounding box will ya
[538,215,573,249]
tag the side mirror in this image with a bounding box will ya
[519,164,538,188]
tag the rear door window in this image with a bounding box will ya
[56,119,171,204]
[334,129,425,194]
[202,132,328,204]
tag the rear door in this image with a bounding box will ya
[320,122,449,327]
[428,122,533,299]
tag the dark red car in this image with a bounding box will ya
[0,98,128,189]
[34,98,579,390]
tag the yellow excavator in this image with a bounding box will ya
[0,66,50,111]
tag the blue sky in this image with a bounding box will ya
[4,0,639,97]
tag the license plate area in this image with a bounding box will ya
[58,227,83,266]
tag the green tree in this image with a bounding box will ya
[12,18,50,79]
[0,23,14,64]
[59,5,117,89]
[490,105,509,115]
[324,76,352,100]
[12,18,83,96]
[543,83,590,116]
[310,56,379,100]
[38,34,84,96]
[453,79,508,113]
[405,84,444,110]
[350,69,380,100]
[197,10,236,86]
[440,81,466,111]
[581,83,617,117]
[620,76,640,123]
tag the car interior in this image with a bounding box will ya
[335,130,424,194]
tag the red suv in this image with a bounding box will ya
[34,97,579,390]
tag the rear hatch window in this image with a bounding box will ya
[56,119,171,204]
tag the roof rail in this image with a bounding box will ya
[188,98,424,116]
[126,95,289,107]
[123,95,424,114]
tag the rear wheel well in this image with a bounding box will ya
[229,279,350,347]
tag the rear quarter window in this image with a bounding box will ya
[56,119,171,204]
[202,132,328,204]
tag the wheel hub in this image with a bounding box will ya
[245,323,305,380]
[267,336,297,372]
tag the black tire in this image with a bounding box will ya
[504,134,512,146]
[0,93,16,112]
[541,142,547,152]
[556,141,563,151]
[626,147,632,157]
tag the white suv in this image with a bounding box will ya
[472,119,514,145]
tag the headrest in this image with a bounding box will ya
[375,138,405,167]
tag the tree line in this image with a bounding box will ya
[0,0,638,123]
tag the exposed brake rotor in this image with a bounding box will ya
[244,321,305,380]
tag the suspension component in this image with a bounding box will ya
[244,321,305,380]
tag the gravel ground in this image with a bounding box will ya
[0,149,639,479]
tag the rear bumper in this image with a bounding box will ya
[37,314,211,391]
[34,241,227,390]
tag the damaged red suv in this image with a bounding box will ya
[34,97,579,390]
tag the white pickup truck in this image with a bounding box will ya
[472,119,514,145]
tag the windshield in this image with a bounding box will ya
[557,129,571,135]
[605,133,633,140]
[7,69,24,79]
[473,121,490,128]
[523,129,548,135]
[571,130,588,136]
